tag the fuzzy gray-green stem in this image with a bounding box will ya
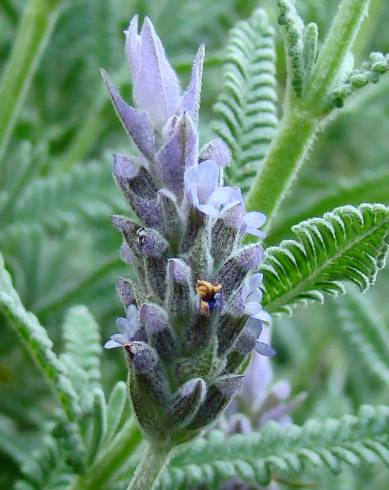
[126,442,173,490]
[245,100,317,227]
[0,0,62,165]
[245,0,371,226]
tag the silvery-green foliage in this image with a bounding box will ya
[212,9,278,193]
[0,254,82,425]
[335,291,389,385]
[0,255,137,487]
[105,381,127,443]
[0,160,124,244]
[161,405,389,488]
[61,306,102,410]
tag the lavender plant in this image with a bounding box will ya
[1,1,389,490]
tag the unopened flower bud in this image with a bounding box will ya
[167,378,206,428]
[188,375,243,430]
[217,244,264,298]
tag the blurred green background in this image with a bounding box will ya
[0,0,388,488]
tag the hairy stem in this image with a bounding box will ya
[245,102,317,226]
[245,0,371,225]
[127,443,173,490]
[0,0,62,165]
[72,417,142,490]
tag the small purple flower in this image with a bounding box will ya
[184,160,241,217]
[104,304,140,349]
[215,187,266,238]
[243,211,267,238]
[241,273,271,323]
[240,336,273,410]
[241,274,274,357]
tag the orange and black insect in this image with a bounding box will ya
[196,280,222,314]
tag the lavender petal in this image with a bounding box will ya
[255,341,276,357]
[135,17,180,127]
[100,69,155,160]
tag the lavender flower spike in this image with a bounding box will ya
[103,16,271,447]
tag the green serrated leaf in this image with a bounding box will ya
[161,405,389,489]
[268,169,389,246]
[262,204,389,315]
[212,8,278,193]
[335,291,389,385]
[276,0,305,96]
[331,52,389,107]
[0,252,81,423]
[0,161,123,243]
[86,388,107,465]
[62,305,102,393]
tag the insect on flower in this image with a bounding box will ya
[196,280,223,314]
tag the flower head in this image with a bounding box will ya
[102,16,272,445]
[125,16,205,129]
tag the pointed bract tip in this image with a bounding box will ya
[99,67,108,82]
[127,14,139,32]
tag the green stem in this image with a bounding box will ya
[72,417,142,490]
[245,0,372,225]
[0,0,62,165]
[245,101,318,225]
[127,443,173,490]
